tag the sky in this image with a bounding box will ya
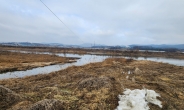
[0,0,184,46]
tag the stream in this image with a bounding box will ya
[0,53,184,79]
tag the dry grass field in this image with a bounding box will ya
[1,46,184,59]
[0,58,183,110]
[0,51,76,73]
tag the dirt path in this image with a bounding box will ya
[0,58,183,109]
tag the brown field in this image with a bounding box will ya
[0,51,76,73]
[1,46,184,59]
[0,58,183,110]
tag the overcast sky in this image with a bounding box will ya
[0,0,184,45]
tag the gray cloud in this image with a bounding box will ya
[0,0,184,45]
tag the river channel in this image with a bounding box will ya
[0,52,184,79]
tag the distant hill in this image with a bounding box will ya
[1,42,184,51]
[129,44,184,49]
[0,42,107,48]
[151,44,184,49]
[129,44,184,52]
[0,42,64,47]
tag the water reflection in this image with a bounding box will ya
[0,54,108,79]
[0,53,184,80]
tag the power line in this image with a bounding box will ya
[40,0,77,36]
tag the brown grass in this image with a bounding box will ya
[1,46,184,59]
[0,51,75,73]
[0,58,184,109]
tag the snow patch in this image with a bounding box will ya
[128,70,131,74]
[116,89,162,110]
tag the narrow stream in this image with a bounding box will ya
[0,53,184,79]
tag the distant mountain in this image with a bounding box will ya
[0,42,63,47]
[129,44,184,52]
[151,44,184,49]
[0,42,46,47]
[91,45,126,49]
[1,42,183,51]
[129,44,184,49]
[46,43,64,47]
[79,43,107,48]
[0,42,106,48]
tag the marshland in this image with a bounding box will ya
[0,46,184,110]
[1,0,184,110]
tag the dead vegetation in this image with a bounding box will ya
[0,51,76,73]
[0,58,184,110]
[1,46,184,59]
[0,85,22,109]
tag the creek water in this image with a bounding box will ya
[0,53,184,79]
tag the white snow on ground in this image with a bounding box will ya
[116,89,162,110]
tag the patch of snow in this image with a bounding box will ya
[128,70,131,74]
[145,89,162,108]
[116,89,162,110]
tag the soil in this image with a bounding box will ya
[0,58,183,110]
[0,51,76,73]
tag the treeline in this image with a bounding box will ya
[131,46,179,52]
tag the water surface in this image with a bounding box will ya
[0,53,184,79]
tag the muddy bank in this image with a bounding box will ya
[0,58,183,109]
[0,51,77,73]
